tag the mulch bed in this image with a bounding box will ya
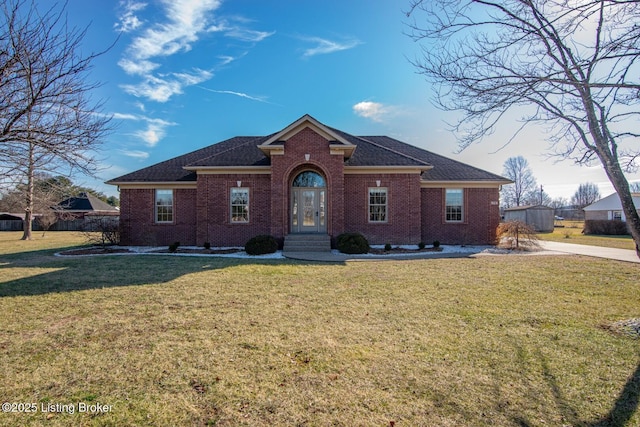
[151,248,242,254]
[61,247,134,256]
[368,246,443,255]
[58,247,245,256]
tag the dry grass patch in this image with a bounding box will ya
[1,234,639,426]
[539,221,635,250]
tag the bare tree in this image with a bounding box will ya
[550,196,568,210]
[407,0,640,257]
[501,156,537,207]
[571,182,601,210]
[0,0,112,240]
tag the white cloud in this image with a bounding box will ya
[127,0,221,60]
[134,126,164,147]
[112,112,140,121]
[198,86,269,103]
[112,112,177,146]
[137,118,176,147]
[302,36,361,57]
[208,18,275,42]
[119,149,150,159]
[353,101,391,122]
[116,0,220,102]
[121,69,212,102]
[115,1,147,33]
[224,28,275,43]
[116,2,272,103]
[118,58,159,76]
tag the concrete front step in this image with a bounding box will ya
[283,234,331,253]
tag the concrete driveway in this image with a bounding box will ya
[540,241,640,264]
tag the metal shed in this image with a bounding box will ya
[503,205,555,232]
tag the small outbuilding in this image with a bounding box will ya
[503,205,555,232]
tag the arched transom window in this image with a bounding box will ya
[292,171,326,188]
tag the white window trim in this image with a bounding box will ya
[230,187,250,223]
[155,189,174,223]
[368,187,388,223]
[445,188,464,223]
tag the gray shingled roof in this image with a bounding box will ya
[360,136,509,181]
[108,123,508,183]
[57,192,118,212]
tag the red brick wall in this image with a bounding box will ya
[421,187,500,245]
[196,174,271,247]
[117,127,501,247]
[119,188,197,246]
[344,173,422,245]
[269,127,345,240]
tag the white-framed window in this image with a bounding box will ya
[613,211,623,221]
[230,188,249,223]
[445,189,463,222]
[155,189,174,223]
[369,187,388,222]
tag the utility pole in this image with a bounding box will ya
[539,185,544,205]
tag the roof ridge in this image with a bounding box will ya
[326,127,431,167]
[355,135,432,167]
[363,135,510,182]
[184,135,269,167]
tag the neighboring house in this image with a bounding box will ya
[0,194,119,231]
[54,192,119,231]
[56,192,119,219]
[503,205,555,232]
[107,115,511,247]
[583,192,640,221]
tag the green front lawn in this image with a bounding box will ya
[1,232,639,426]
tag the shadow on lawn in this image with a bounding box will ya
[510,347,640,427]
[588,361,640,427]
[0,250,332,298]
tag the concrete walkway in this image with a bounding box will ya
[539,241,639,264]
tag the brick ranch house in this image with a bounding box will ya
[107,115,511,247]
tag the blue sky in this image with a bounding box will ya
[60,0,638,200]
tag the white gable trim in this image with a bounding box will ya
[258,114,356,158]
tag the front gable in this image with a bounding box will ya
[258,114,356,159]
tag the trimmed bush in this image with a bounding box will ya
[384,243,392,251]
[168,241,180,253]
[584,220,629,235]
[336,232,370,254]
[418,241,426,250]
[203,242,211,249]
[245,235,278,255]
[432,240,440,249]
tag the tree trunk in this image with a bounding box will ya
[584,98,640,258]
[21,143,35,240]
[606,166,640,258]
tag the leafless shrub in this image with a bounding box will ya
[81,217,119,246]
[496,220,540,251]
